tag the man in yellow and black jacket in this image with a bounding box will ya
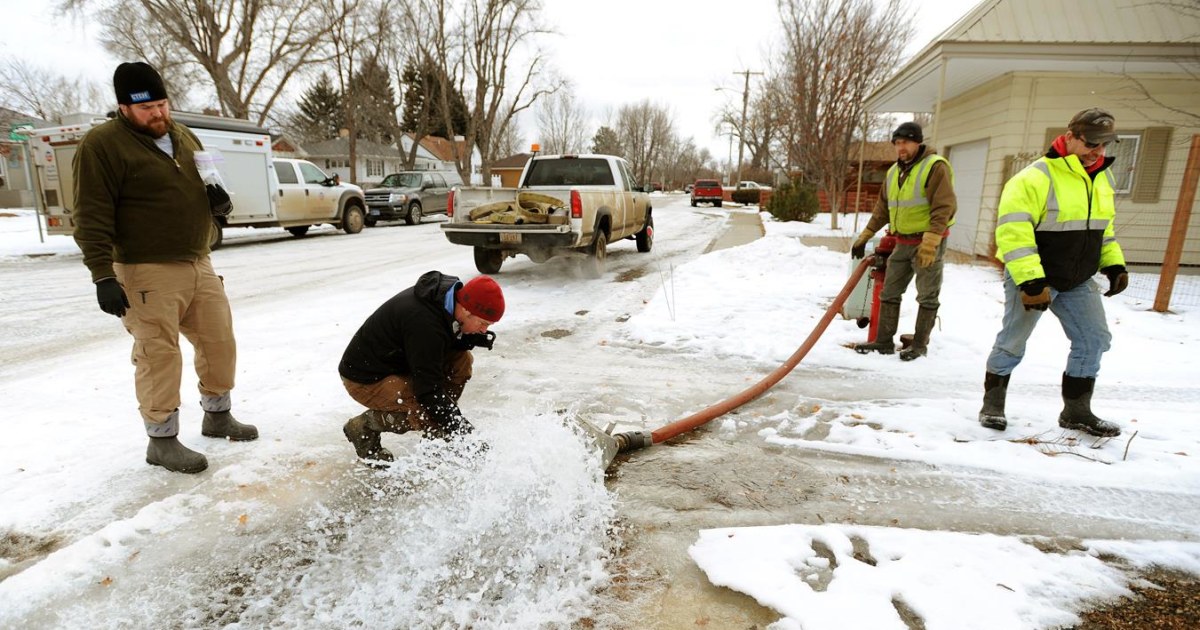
[978,108,1128,437]
[850,121,957,361]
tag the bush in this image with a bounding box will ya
[764,181,819,222]
[731,188,761,205]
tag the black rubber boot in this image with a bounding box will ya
[343,410,395,463]
[978,372,1010,431]
[146,437,209,473]
[899,306,938,361]
[202,410,259,441]
[1058,374,1121,437]
[854,301,900,355]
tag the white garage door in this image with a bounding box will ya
[946,139,989,256]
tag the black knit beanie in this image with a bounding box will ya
[113,62,169,105]
[891,121,924,144]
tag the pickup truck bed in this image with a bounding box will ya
[441,154,653,277]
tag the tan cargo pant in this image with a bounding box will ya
[114,257,236,426]
[341,351,473,432]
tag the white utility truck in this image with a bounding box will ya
[24,112,366,248]
[440,153,653,277]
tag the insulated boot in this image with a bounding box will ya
[1058,374,1121,437]
[899,306,938,361]
[202,410,259,441]
[146,437,209,473]
[343,410,395,463]
[854,301,900,355]
[978,372,1010,431]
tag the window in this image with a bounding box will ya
[431,174,447,188]
[1108,133,1140,194]
[324,159,349,169]
[366,159,384,178]
[298,162,327,184]
[273,162,298,184]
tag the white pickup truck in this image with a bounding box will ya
[440,153,653,277]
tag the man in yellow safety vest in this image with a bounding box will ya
[850,121,957,361]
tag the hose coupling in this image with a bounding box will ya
[613,430,654,454]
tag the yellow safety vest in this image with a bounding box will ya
[886,153,955,235]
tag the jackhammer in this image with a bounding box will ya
[580,254,879,470]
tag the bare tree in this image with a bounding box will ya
[63,0,352,125]
[0,60,107,121]
[616,100,675,183]
[446,0,561,182]
[535,82,589,154]
[772,0,909,228]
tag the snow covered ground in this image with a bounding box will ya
[1,199,1198,629]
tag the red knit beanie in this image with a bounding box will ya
[457,276,505,322]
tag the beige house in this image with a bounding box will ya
[866,0,1200,266]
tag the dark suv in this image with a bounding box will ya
[690,179,723,207]
[364,171,461,226]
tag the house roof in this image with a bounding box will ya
[492,153,532,170]
[303,137,401,158]
[0,107,52,131]
[866,0,1200,113]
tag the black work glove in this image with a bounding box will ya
[1019,279,1051,312]
[850,242,866,259]
[459,330,496,351]
[206,183,233,217]
[1101,265,1128,297]
[95,278,130,317]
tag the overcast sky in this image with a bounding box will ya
[1,0,977,158]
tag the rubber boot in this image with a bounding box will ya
[146,437,209,473]
[343,410,395,463]
[202,410,259,441]
[978,372,1010,431]
[854,301,899,355]
[1058,374,1121,437]
[899,306,938,361]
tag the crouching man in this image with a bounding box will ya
[338,271,504,462]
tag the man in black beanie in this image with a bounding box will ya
[849,120,958,361]
[72,62,257,474]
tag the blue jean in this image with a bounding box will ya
[985,271,1112,378]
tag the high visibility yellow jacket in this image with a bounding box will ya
[865,151,956,236]
[995,149,1125,290]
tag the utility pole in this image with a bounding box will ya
[734,69,763,186]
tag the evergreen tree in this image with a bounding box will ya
[290,73,343,143]
[591,126,622,156]
[399,61,468,139]
[348,58,400,145]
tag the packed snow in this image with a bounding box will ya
[1,200,1198,628]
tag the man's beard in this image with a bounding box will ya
[131,115,170,139]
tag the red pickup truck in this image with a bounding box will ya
[690,179,723,207]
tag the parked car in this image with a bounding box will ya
[736,180,771,190]
[684,183,694,194]
[690,178,723,207]
[364,170,463,226]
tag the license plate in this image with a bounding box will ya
[500,232,521,244]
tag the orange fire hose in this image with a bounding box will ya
[604,254,877,460]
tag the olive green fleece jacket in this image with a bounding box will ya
[72,114,212,283]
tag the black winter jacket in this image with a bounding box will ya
[339,271,468,429]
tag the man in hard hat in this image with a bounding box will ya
[849,121,957,361]
[338,272,504,462]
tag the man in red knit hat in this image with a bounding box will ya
[338,271,504,462]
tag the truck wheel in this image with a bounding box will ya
[715,200,722,208]
[287,226,309,237]
[210,217,224,250]
[474,247,503,274]
[635,214,654,253]
[342,204,365,234]
[405,202,423,225]
[582,231,607,279]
